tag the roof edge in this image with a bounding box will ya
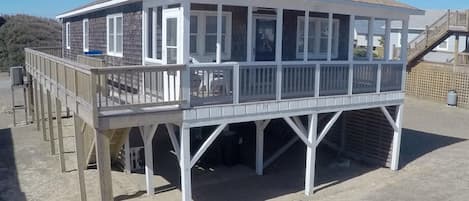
[56,0,130,19]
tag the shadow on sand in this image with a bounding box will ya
[0,128,27,201]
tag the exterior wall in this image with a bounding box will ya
[62,2,143,66]
[406,61,469,109]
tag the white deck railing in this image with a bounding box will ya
[26,48,405,120]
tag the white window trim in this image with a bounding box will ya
[66,22,71,49]
[83,19,89,52]
[190,10,232,62]
[295,17,339,60]
[144,7,163,64]
[106,13,123,57]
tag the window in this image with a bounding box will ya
[65,22,70,49]
[296,17,339,60]
[145,7,163,62]
[107,14,123,57]
[189,11,232,63]
[83,19,89,52]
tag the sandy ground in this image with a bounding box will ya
[1,71,469,201]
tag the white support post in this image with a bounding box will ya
[216,4,222,64]
[73,115,87,201]
[180,126,192,201]
[401,19,409,91]
[46,90,56,155]
[247,6,253,62]
[166,123,180,160]
[368,17,375,61]
[376,64,382,93]
[384,19,391,61]
[327,12,333,61]
[95,129,113,201]
[305,113,318,196]
[56,98,65,173]
[190,123,228,167]
[391,105,404,171]
[275,8,284,100]
[348,15,355,95]
[233,63,240,104]
[124,132,131,174]
[380,106,399,132]
[139,124,159,196]
[316,111,343,146]
[315,64,320,97]
[255,120,265,175]
[304,10,310,62]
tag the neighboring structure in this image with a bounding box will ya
[24,0,422,201]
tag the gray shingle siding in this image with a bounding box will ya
[62,2,142,66]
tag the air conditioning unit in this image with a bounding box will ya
[130,147,145,171]
[10,66,24,86]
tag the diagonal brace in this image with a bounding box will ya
[190,123,228,167]
[380,106,399,132]
[283,117,315,149]
[316,111,343,146]
[166,123,180,161]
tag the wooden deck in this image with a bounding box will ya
[25,47,406,130]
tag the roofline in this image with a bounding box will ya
[332,0,425,16]
[56,0,131,19]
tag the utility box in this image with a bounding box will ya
[10,66,24,86]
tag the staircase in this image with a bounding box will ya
[408,10,469,67]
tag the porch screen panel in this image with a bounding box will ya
[354,17,370,60]
[353,64,378,94]
[190,4,218,63]
[223,5,247,62]
[239,64,277,102]
[373,19,386,60]
[390,20,403,61]
[306,12,329,61]
[282,10,305,61]
[333,14,350,61]
[380,64,403,92]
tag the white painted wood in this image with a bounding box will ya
[283,117,315,148]
[190,123,228,167]
[166,123,180,160]
[314,64,320,97]
[327,12,333,61]
[316,111,342,146]
[305,113,317,196]
[255,120,265,175]
[380,106,399,132]
[180,126,192,201]
[247,6,253,62]
[95,129,113,201]
[124,131,131,174]
[304,10,310,62]
[368,17,375,61]
[46,90,56,155]
[74,115,87,201]
[348,64,353,95]
[276,9,284,100]
[348,15,355,61]
[56,98,66,172]
[384,19,391,61]
[376,64,382,93]
[139,124,159,196]
[401,18,409,91]
[216,4,222,64]
[391,104,403,171]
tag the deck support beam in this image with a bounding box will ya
[283,117,315,149]
[139,124,159,196]
[190,123,227,167]
[316,111,343,146]
[255,120,270,175]
[124,132,131,174]
[95,128,113,201]
[381,105,404,171]
[166,123,180,161]
[305,114,318,196]
[180,126,192,201]
[46,90,56,155]
[56,98,65,172]
[74,115,87,201]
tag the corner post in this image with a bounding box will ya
[305,113,318,196]
[74,114,87,201]
[275,8,283,100]
[180,125,192,201]
[95,128,113,201]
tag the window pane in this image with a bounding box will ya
[167,18,177,47]
[116,17,123,53]
[205,35,216,53]
[354,17,369,60]
[373,19,386,60]
[116,35,123,53]
[190,35,197,53]
[206,16,217,33]
[307,21,315,58]
[116,17,123,35]
[390,20,402,61]
[108,18,114,52]
[147,8,153,58]
[190,16,198,33]
[223,5,246,62]
[156,7,162,59]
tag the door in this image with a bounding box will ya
[254,16,276,61]
[163,8,183,64]
[162,8,183,101]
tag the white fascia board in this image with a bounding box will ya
[56,0,129,19]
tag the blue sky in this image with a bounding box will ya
[0,0,467,18]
